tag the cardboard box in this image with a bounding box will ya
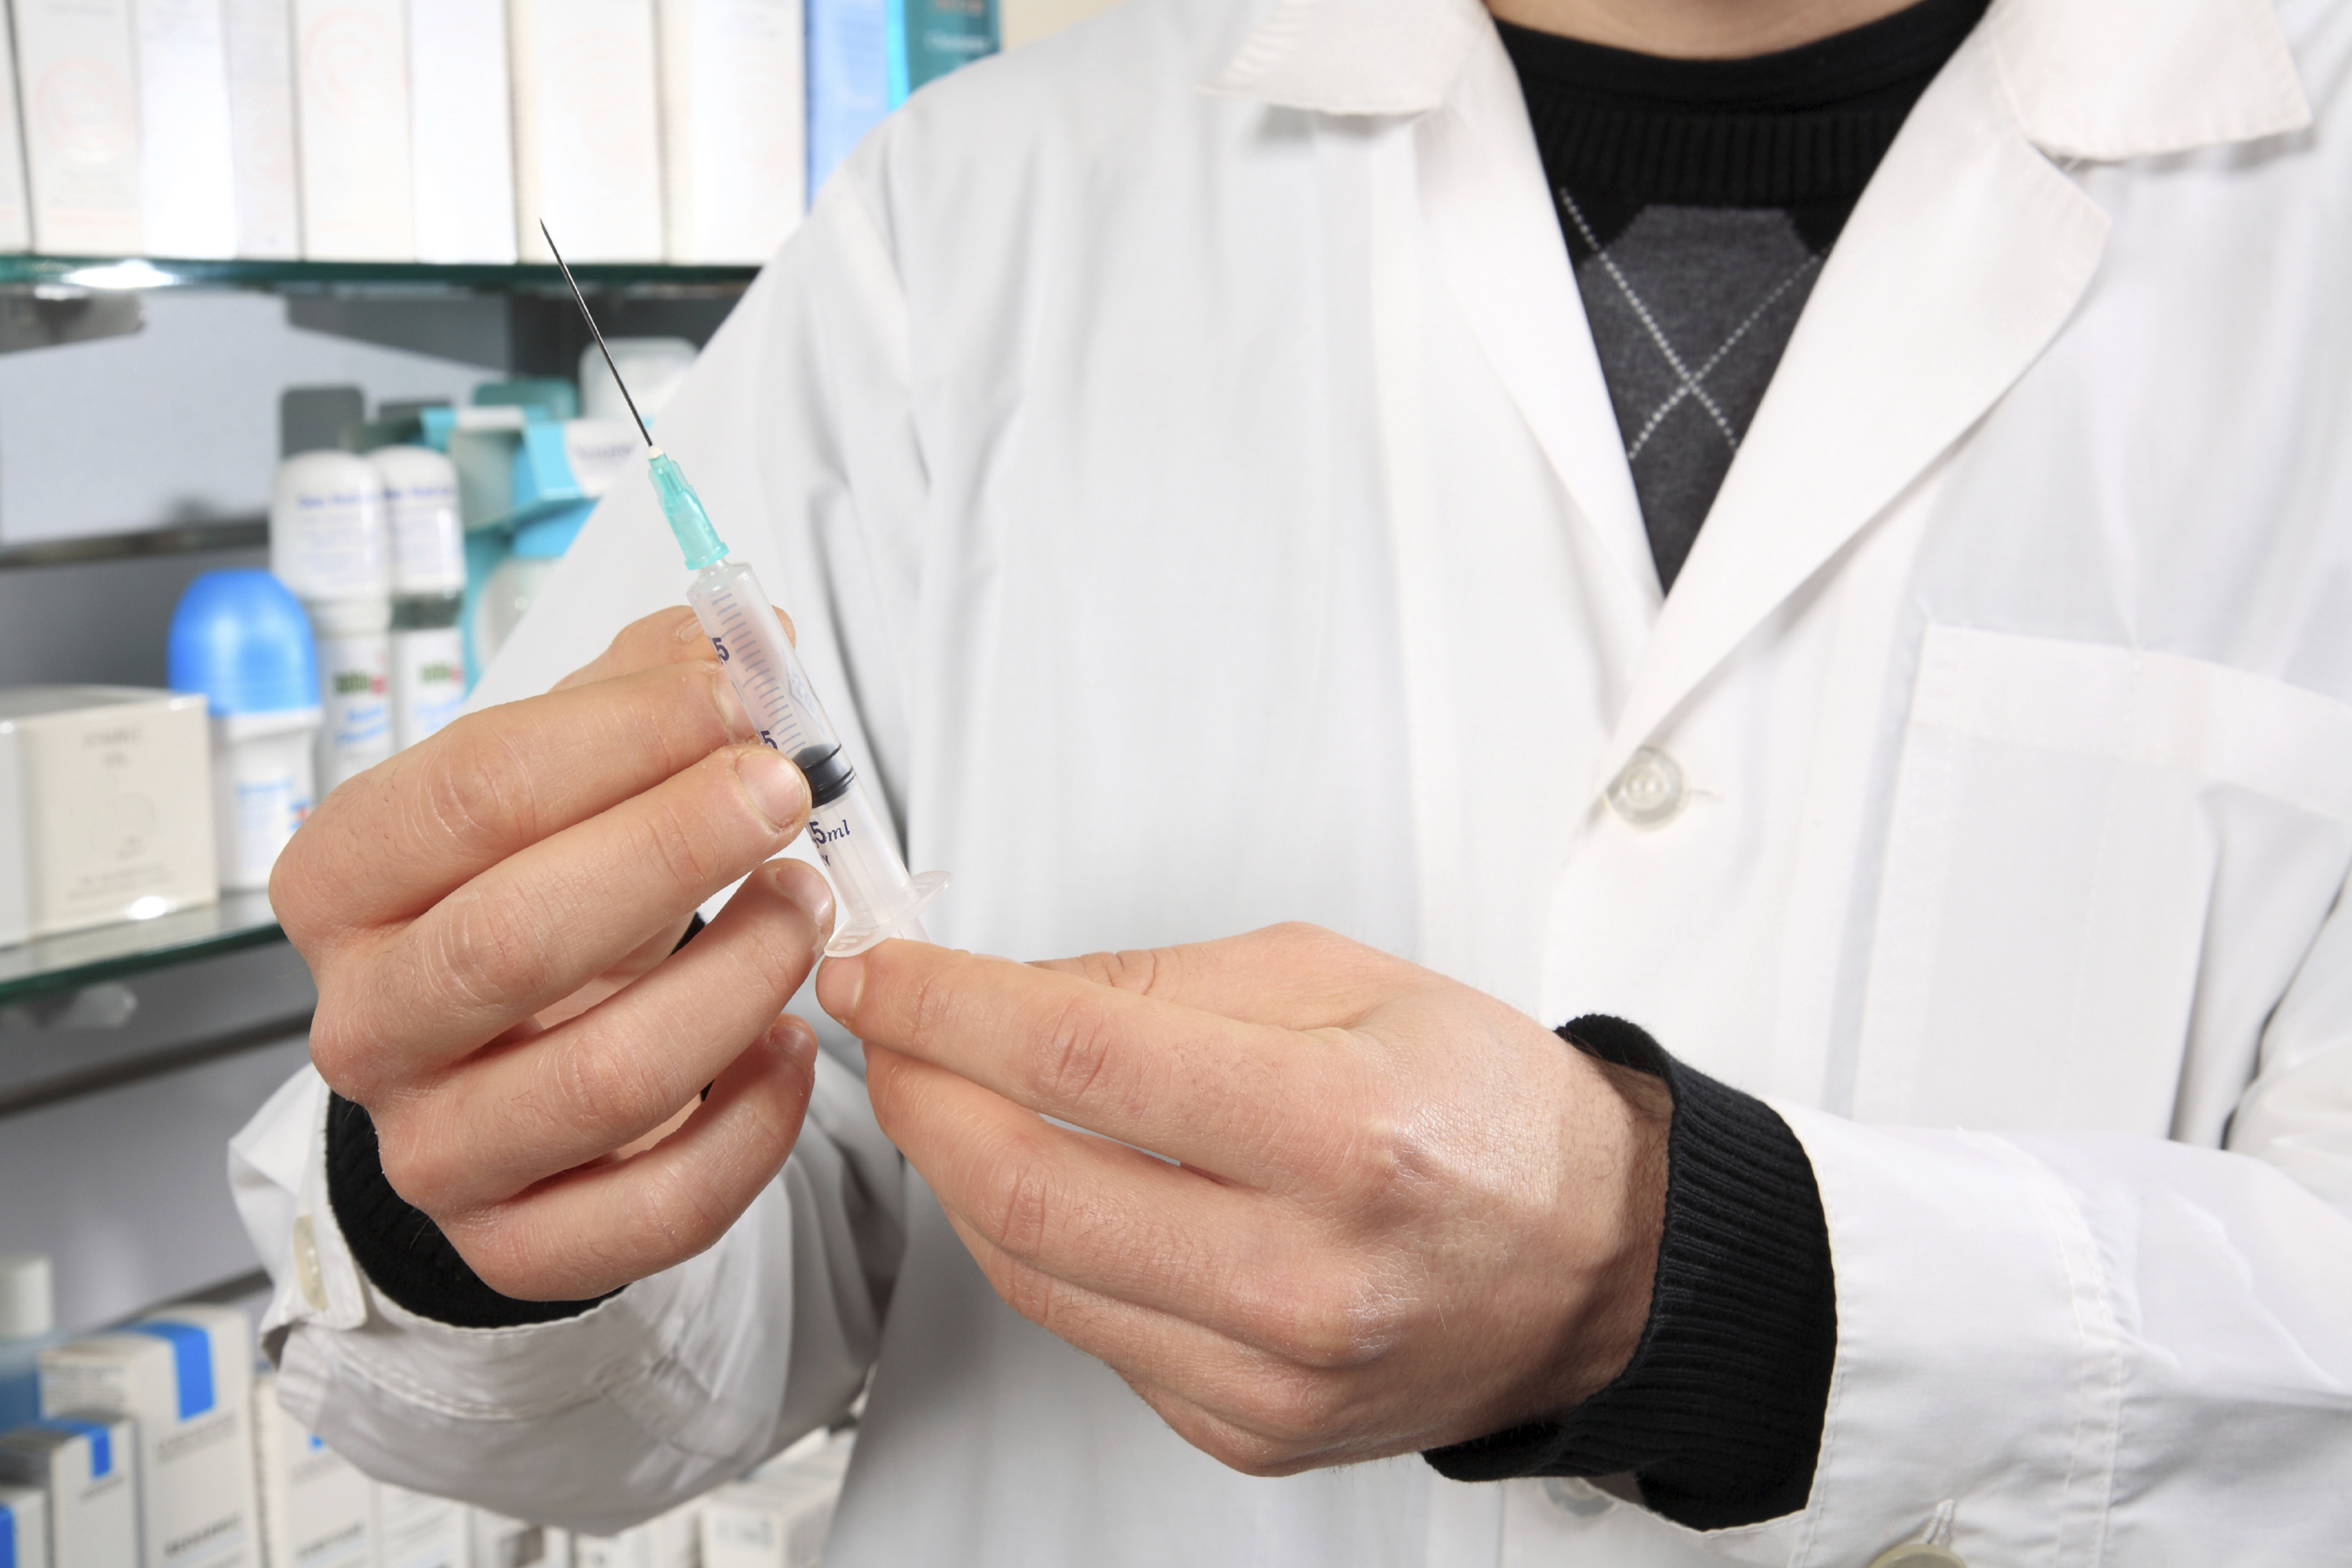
[407,0,517,263]
[372,1484,470,1568]
[700,1432,850,1568]
[0,1416,138,1568]
[572,1502,699,1568]
[253,1374,372,1568]
[510,0,662,262]
[0,1483,48,1568]
[470,1513,567,1568]
[292,0,415,259]
[38,1305,259,1568]
[223,0,302,257]
[132,0,240,258]
[656,0,802,263]
[0,688,217,939]
[0,9,32,249]
[9,0,143,252]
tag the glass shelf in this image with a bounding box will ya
[0,254,757,297]
[0,890,285,1004]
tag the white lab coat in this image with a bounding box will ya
[230,0,2352,1559]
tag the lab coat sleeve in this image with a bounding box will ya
[226,166,932,1531]
[229,1051,905,1532]
[1690,878,2352,1566]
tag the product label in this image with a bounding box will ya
[316,633,393,793]
[391,626,466,750]
[283,488,386,598]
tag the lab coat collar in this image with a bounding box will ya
[1207,0,2311,160]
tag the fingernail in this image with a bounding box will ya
[817,953,866,1023]
[737,747,809,830]
[775,859,835,935]
[710,672,753,740]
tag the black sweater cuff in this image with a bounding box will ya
[324,915,706,1330]
[1423,1015,1838,1531]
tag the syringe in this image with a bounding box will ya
[544,223,949,956]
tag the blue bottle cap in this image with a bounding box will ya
[169,569,321,715]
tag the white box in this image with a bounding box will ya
[0,688,217,939]
[0,1414,138,1568]
[38,1305,260,1568]
[292,0,413,259]
[10,0,143,253]
[0,10,33,250]
[253,1373,372,1568]
[656,0,802,263]
[699,1432,849,1568]
[223,0,301,257]
[572,1502,698,1568]
[0,1483,47,1568]
[470,1512,567,1568]
[407,0,515,263]
[132,0,240,257]
[509,0,662,263]
[372,1484,469,1568]
[0,739,26,946]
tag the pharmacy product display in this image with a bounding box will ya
[269,453,393,797]
[169,571,322,892]
[0,1258,64,1436]
[372,447,467,751]
[0,1415,136,1568]
[5,0,1006,263]
[38,1304,261,1568]
[0,1266,855,1568]
[252,1374,372,1568]
[0,688,216,940]
[549,232,947,953]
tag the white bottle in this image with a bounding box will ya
[270,452,394,796]
[169,569,323,891]
[372,446,467,750]
[0,1254,66,1436]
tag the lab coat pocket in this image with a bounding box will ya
[1853,626,2352,1135]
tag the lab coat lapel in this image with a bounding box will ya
[1415,24,1660,613]
[1592,27,2111,791]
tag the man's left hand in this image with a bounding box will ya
[815,922,1670,1474]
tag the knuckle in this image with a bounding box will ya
[550,1037,666,1138]
[427,885,554,1014]
[980,1248,1061,1327]
[971,1141,1058,1259]
[1033,993,1118,1109]
[1204,1424,1298,1478]
[373,1114,465,1215]
[637,788,730,894]
[1262,1276,1396,1372]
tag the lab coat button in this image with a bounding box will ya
[292,1214,326,1311]
[1606,747,1686,826]
[1865,1545,1967,1568]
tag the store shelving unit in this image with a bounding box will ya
[0,251,756,1335]
[0,891,284,1006]
[0,252,757,296]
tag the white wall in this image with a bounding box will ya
[0,293,492,544]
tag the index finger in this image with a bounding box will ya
[278,657,748,938]
[551,604,797,693]
[815,942,1357,1187]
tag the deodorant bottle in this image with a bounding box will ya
[169,570,322,891]
[372,445,466,749]
[270,452,392,794]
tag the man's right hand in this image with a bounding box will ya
[275,606,836,1303]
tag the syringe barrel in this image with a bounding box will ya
[686,556,946,954]
[686,559,851,804]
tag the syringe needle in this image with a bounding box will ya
[541,220,655,448]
